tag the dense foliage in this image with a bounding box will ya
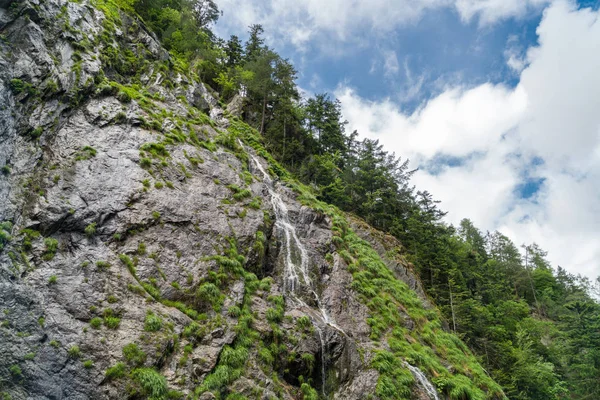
[123,1,600,398]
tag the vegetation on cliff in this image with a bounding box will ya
[1,0,599,399]
[129,1,600,398]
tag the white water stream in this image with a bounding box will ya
[245,144,438,400]
[246,148,344,396]
[404,362,440,400]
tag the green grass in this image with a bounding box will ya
[131,368,168,399]
[9,365,22,378]
[105,362,126,380]
[68,345,81,359]
[75,146,97,161]
[123,343,147,366]
[104,316,121,329]
[84,222,97,237]
[90,317,102,329]
[42,238,59,261]
[144,312,162,332]
[119,254,136,277]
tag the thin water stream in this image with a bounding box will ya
[245,143,438,400]
[246,148,344,396]
[404,362,441,400]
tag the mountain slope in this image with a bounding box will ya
[0,0,504,399]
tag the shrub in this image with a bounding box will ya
[123,343,147,366]
[96,260,110,269]
[140,157,152,169]
[131,368,168,399]
[68,345,81,359]
[48,275,57,284]
[42,238,59,261]
[119,254,136,276]
[83,360,93,369]
[220,346,248,369]
[84,222,97,237]
[196,282,223,311]
[90,317,102,329]
[248,197,261,209]
[107,295,118,304]
[9,365,22,378]
[266,307,283,324]
[228,306,242,318]
[258,347,274,364]
[144,312,162,332]
[233,189,251,201]
[301,383,319,400]
[116,90,132,103]
[301,353,315,372]
[104,316,121,329]
[75,146,97,161]
[297,316,312,331]
[9,79,25,94]
[105,362,126,380]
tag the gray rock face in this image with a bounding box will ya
[0,0,446,399]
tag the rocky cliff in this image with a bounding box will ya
[0,0,505,399]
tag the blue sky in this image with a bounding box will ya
[214,0,600,281]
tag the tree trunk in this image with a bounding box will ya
[260,88,267,134]
[449,278,457,332]
[282,117,286,160]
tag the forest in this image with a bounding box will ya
[131,0,600,398]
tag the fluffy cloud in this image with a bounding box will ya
[214,0,550,51]
[335,1,600,280]
[455,0,550,25]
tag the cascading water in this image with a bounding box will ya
[246,147,343,396]
[404,362,440,400]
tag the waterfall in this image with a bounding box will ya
[246,147,344,396]
[315,325,327,396]
[404,362,440,400]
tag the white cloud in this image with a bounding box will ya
[455,0,550,25]
[505,35,528,73]
[335,1,600,280]
[383,50,400,77]
[214,0,551,52]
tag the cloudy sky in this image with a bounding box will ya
[214,0,600,281]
